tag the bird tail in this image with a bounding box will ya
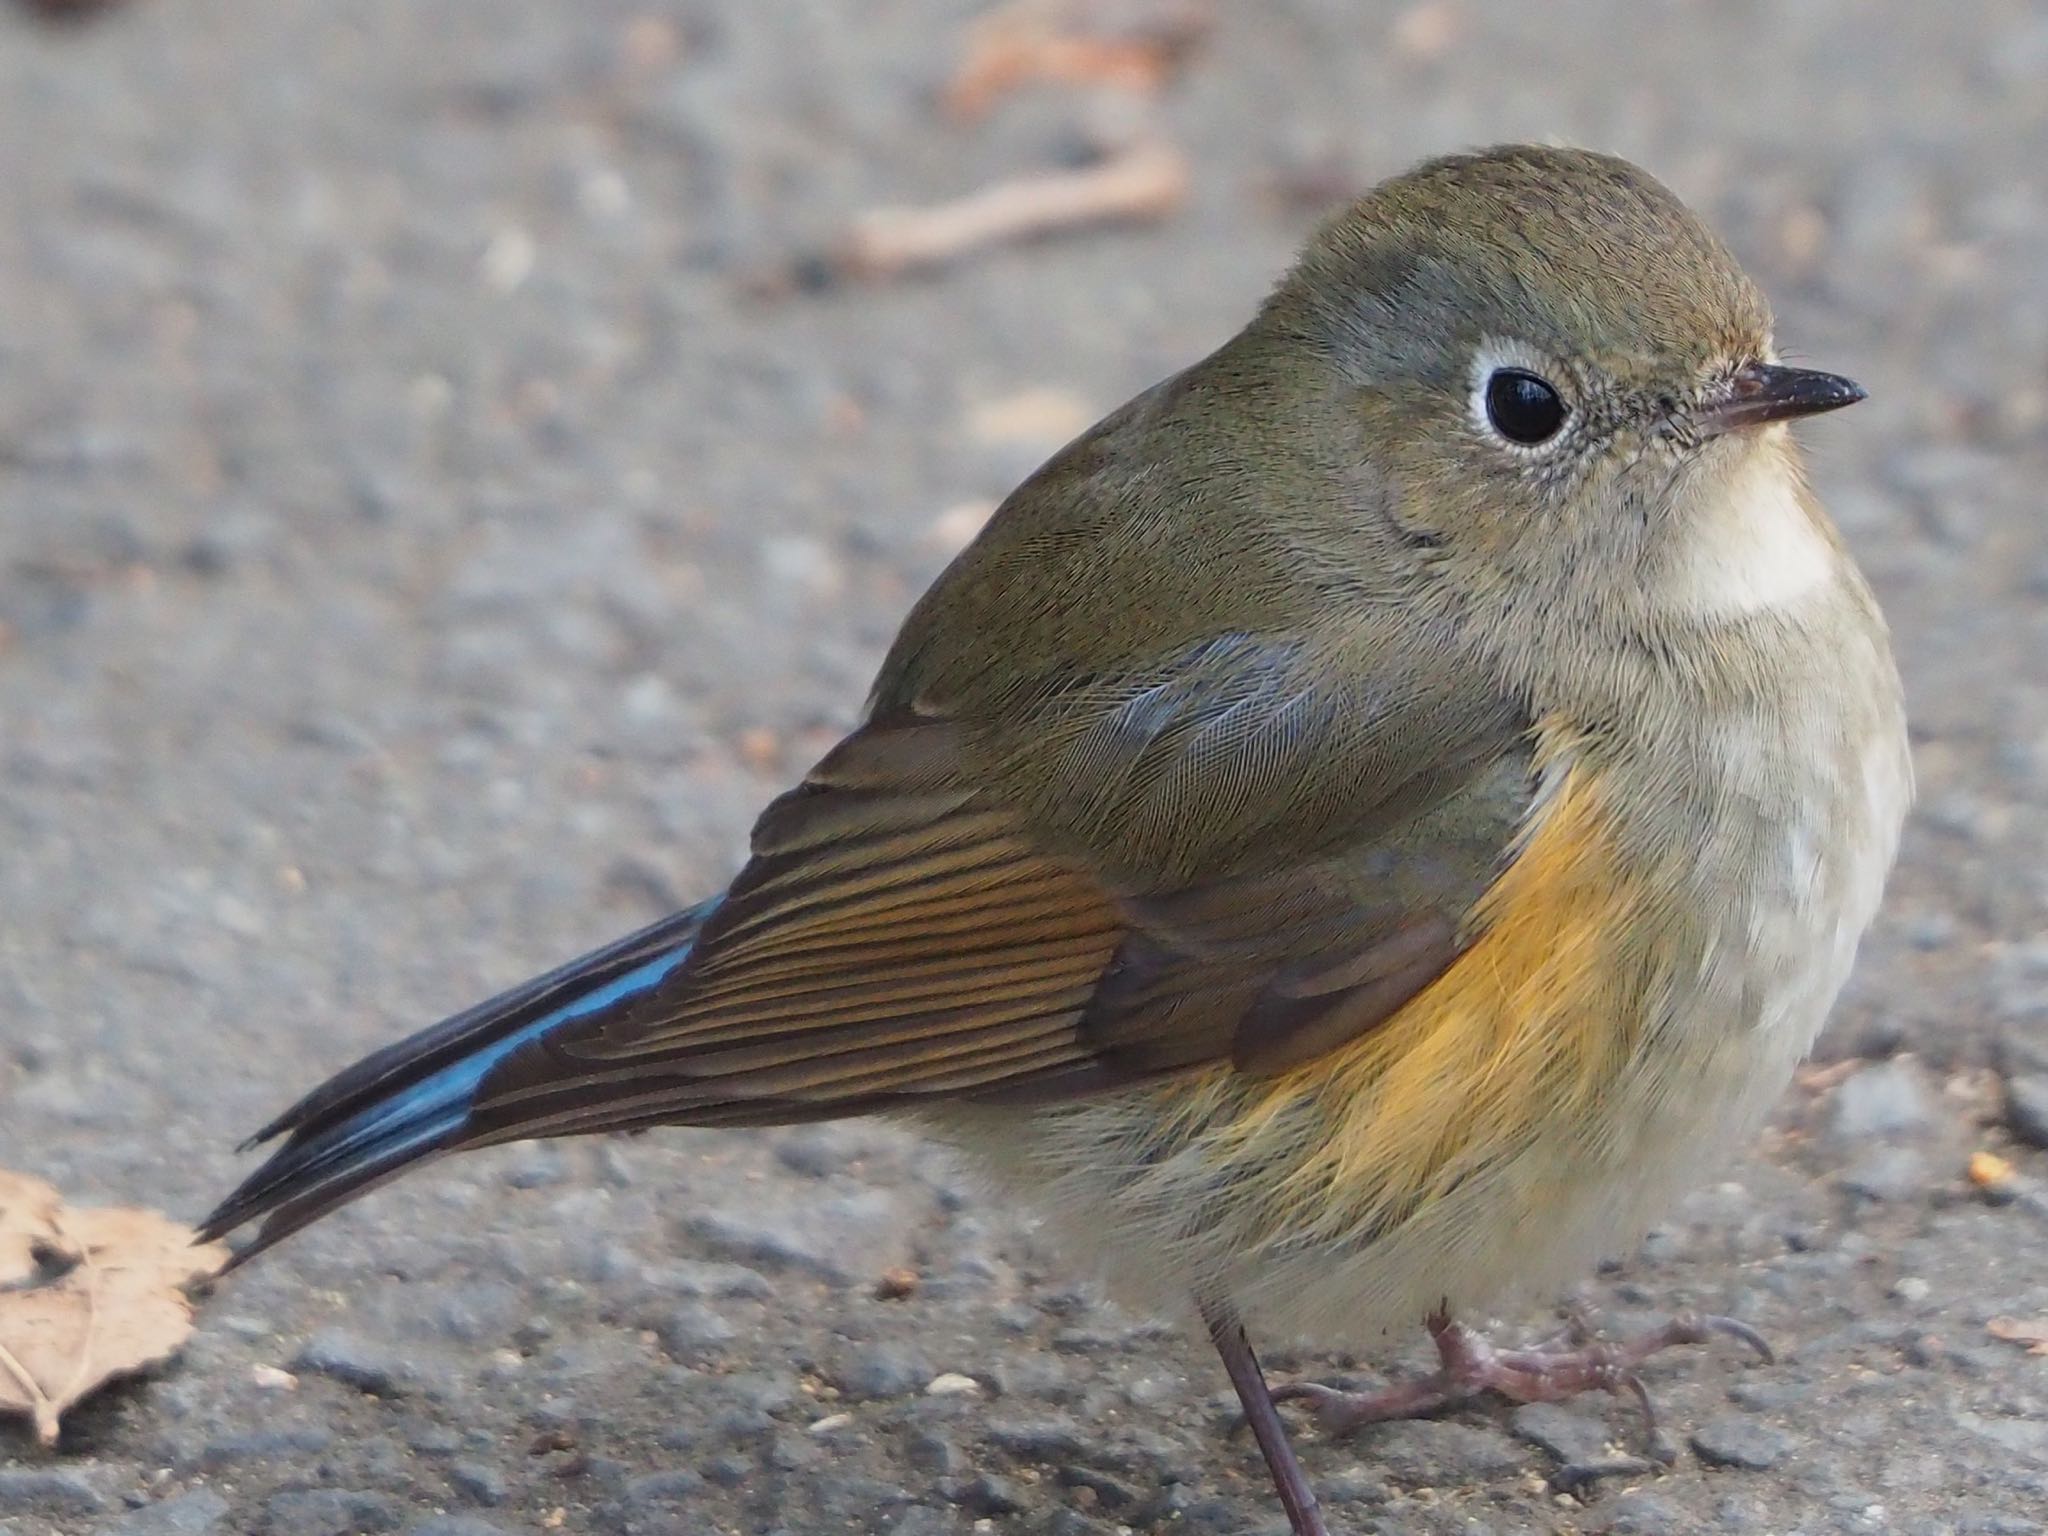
[198,899,717,1266]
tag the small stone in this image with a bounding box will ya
[808,1412,856,1435]
[1997,1014,2048,1075]
[101,1489,233,1534]
[955,1474,1027,1516]
[2005,1075,2048,1150]
[653,1302,736,1360]
[986,1353,1074,1400]
[681,1187,909,1284]
[407,1425,462,1457]
[906,1430,962,1474]
[712,1370,801,1416]
[641,1260,772,1300]
[447,1462,507,1507]
[617,1469,704,1508]
[1892,1276,1933,1304]
[924,1372,981,1397]
[1510,1401,1612,1464]
[249,1364,297,1391]
[1831,1059,1933,1141]
[194,1427,335,1470]
[702,1452,752,1488]
[1600,1486,1686,1535]
[261,1488,403,1536]
[1051,1324,1154,1354]
[1359,1418,1525,1484]
[883,1508,957,1536]
[500,1142,566,1189]
[1059,1464,1139,1510]
[1690,1414,1794,1470]
[773,1131,841,1178]
[1551,1454,1661,1493]
[835,1343,930,1400]
[1725,1378,1806,1413]
[292,1328,408,1395]
[1958,1411,2048,1457]
[984,1416,1088,1460]
[1842,1145,1928,1202]
[0,1467,107,1514]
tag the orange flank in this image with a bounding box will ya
[1208,741,1648,1246]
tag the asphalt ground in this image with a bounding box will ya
[2,3,2046,1533]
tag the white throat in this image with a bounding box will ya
[1667,443,1839,619]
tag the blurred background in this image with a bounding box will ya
[1,3,2044,1534]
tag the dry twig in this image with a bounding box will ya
[833,139,1187,283]
[944,0,1213,121]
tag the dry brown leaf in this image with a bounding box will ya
[0,1170,74,1287]
[0,1170,227,1446]
[1987,1316,2048,1356]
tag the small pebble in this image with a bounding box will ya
[447,1461,508,1506]
[906,1429,962,1474]
[1058,1464,1139,1510]
[1843,1145,1928,1202]
[641,1260,773,1300]
[2005,1075,2048,1149]
[499,1142,566,1189]
[772,1131,841,1178]
[1831,1059,1934,1140]
[702,1452,753,1488]
[652,1302,736,1359]
[1690,1414,1795,1470]
[194,1427,335,1470]
[1359,1419,1525,1484]
[984,1417,1088,1460]
[0,1466,107,1515]
[925,1372,981,1397]
[292,1328,408,1396]
[955,1473,1027,1516]
[1600,1487,1687,1535]
[261,1487,403,1536]
[834,1343,930,1399]
[1510,1401,1612,1464]
[617,1469,704,1507]
[100,1489,233,1534]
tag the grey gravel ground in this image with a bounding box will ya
[2,3,2046,1534]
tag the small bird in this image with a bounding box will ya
[202,145,1910,1535]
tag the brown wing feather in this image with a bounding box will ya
[464,713,1526,1142]
[464,721,1127,1136]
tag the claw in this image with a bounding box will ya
[1267,1308,1775,1451]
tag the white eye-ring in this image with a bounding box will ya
[1469,342,1571,449]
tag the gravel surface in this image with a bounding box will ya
[2,3,2046,1534]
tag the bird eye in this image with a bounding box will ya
[1483,369,1568,446]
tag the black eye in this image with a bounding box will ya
[1484,368,1568,445]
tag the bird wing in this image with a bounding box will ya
[462,631,1531,1140]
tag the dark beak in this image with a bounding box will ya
[1696,362,1866,437]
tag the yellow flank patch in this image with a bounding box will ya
[1217,733,1645,1244]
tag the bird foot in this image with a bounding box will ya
[1270,1306,1771,1457]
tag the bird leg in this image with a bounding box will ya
[1203,1298,1332,1536]
[1271,1306,1771,1452]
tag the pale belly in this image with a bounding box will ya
[931,687,1911,1344]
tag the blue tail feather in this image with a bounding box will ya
[201,899,717,1262]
